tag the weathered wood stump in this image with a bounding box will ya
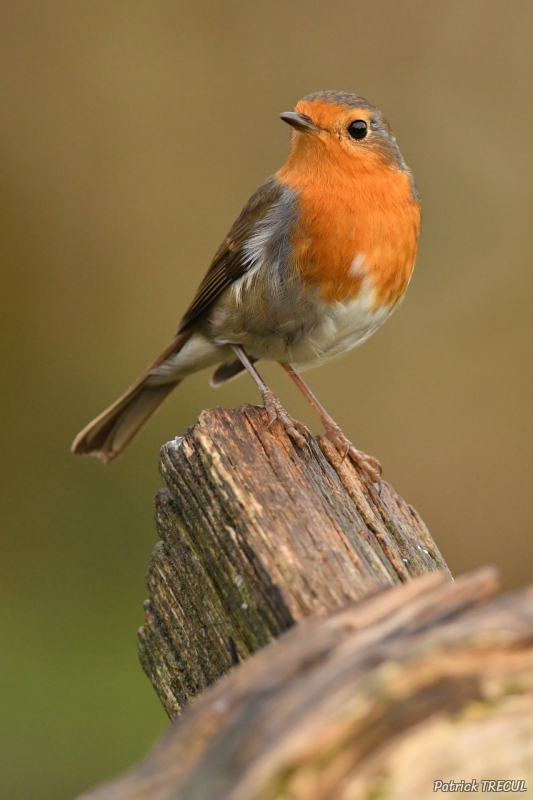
[138,405,449,717]
[81,567,533,800]
[78,407,533,800]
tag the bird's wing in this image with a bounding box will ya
[178,175,283,333]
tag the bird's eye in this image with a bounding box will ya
[347,120,368,140]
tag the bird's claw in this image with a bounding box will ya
[324,424,382,486]
[263,390,309,449]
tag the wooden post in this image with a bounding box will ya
[137,405,449,717]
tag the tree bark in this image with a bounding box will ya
[137,405,449,717]
[81,567,533,800]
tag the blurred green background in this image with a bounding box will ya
[2,1,533,797]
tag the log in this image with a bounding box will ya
[138,405,449,717]
[80,567,533,800]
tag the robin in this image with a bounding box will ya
[72,90,421,483]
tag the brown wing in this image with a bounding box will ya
[178,174,283,333]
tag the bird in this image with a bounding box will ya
[72,90,421,483]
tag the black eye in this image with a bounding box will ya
[347,120,367,140]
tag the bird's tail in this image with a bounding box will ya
[71,332,191,463]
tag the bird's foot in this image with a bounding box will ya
[262,389,309,449]
[324,423,382,485]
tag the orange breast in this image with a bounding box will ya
[277,149,421,308]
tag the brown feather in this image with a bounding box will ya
[71,177,284,463]
[210,358,254,387]
[178,175,283,332]
[71,331,192,462]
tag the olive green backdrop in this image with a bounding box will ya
[2,2,533,798]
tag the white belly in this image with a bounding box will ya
[149,280,395,385]
[286,289,393,367]
[205,268,394,366]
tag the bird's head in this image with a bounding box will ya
[280,90,408,175]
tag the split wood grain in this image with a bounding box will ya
[137,405,449,717]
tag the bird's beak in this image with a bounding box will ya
[279,112,321,133]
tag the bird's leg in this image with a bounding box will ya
[232,345,309,448]
[280,362,382,484]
